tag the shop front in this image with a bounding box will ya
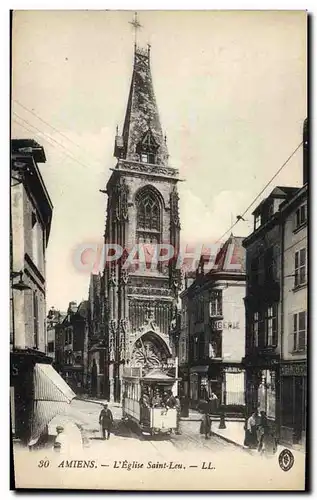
[280,362,307,448]
[244,355,279,422]
[189,365,222,409]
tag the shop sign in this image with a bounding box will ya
[212,320,240,330]
[226,366,243,374]
[281,364,306,377]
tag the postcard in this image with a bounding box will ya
[10,9,308,491]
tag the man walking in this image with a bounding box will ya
[99,403,113,440]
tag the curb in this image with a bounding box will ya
[211,430,246,450]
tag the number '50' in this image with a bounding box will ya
[38,459,50,468]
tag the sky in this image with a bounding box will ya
[11,10,307,311]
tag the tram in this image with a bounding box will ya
[122,366,179,437]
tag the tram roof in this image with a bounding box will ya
[123,367,178,382]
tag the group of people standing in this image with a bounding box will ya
[244,409,277,455]
[139,387,181,434]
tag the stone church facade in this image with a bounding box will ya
[90,45,181,402]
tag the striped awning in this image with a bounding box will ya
[29,364,76,446]
[29,400,70,446]
[33,363,76,403]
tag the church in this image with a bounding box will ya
[88,36,182,402]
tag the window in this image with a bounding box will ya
[293,311,306,351]
[48,341,54,353]
[295,248,307,287]
[193,336,198,361]
[295,204,307,229]
[33,291,39,348]
[255,214,261,230]
[137,191,160,231]
[253,312,259,347]
[265,305,278,346]
[141,153,148,163]
[137,129,158,165]
[209,291,222,317]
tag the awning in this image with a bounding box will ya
[34,363,76,402]
[190,366,209,374]
[29,400,70,446]
[29,364,76,446]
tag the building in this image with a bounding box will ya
[93,43,181,402]
[243,119,308,447]
[46,307,66,362]
[279,120,308,447]
[87,273,106,397]
[10,139,75,446]
[55,301,89,393]
[181,235,246,414]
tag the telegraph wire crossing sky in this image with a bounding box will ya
[11,10,307,310]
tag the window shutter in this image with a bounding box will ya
[287,313,295,353]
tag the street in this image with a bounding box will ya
[13,398,305,490]
[49,399,277,465]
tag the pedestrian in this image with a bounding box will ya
[208,390,218,413]
[99,403,113,440]
[244,411,258,449]
[200,411,212,440]
[257,410,268,453]
[53,425,68,453]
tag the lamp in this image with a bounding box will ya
[11,271,31,291]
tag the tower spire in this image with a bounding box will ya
[129,12,142,49]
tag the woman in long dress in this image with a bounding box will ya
[200,412,212,439]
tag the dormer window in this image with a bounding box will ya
[137,128,159,165]
[255,214,261,230]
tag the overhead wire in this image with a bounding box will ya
[13,99,90,153]
[12,113,96,172]
[215,140,304,244]
[12,101,108,169]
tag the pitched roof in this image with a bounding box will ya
[252,186,299,214]
[115,46,168,166]
[208,234,246,275]
[76,300,89,319]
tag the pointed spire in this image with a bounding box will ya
[115,44,169,165]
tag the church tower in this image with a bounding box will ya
[102,33,181,402]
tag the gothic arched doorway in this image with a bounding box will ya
[131,331,171,371]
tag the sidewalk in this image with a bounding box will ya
[211,419,306,463]
[76,396,121,407]
[181,409,305,462]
